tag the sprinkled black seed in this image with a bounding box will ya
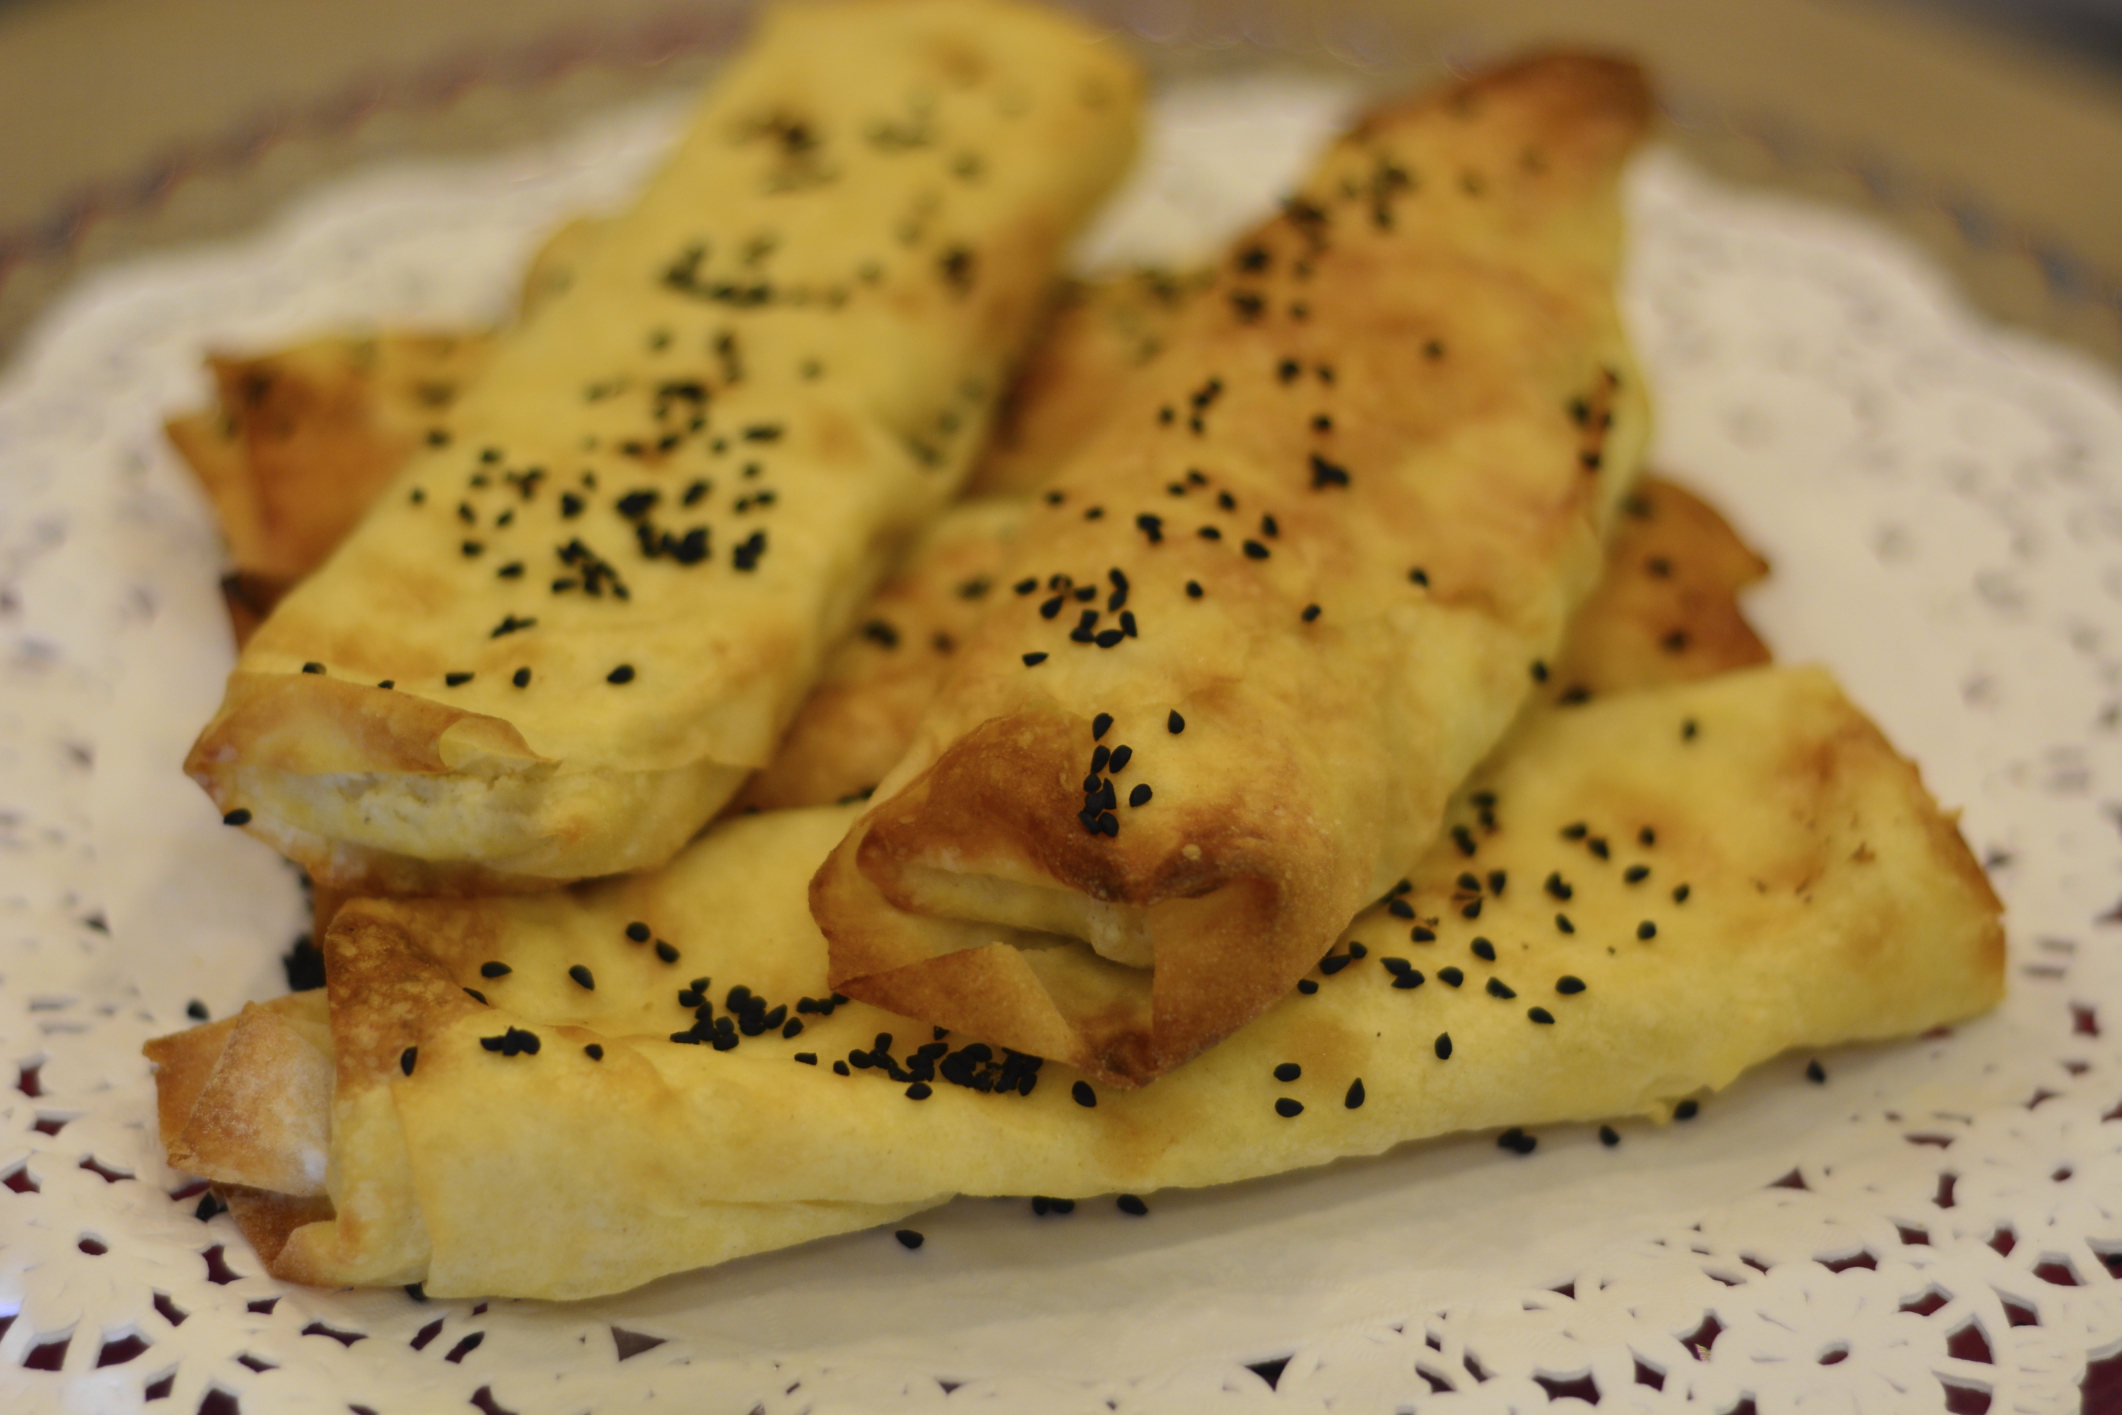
[1092,713,1114,740]
[895,1229,924,1249]
[833,1061,850,1076]
[1095,628,1124,648]
[1498,1127,1537,1155]
[1451,826,1476,857]
[1471,938,1496,961]
[1348,942,1368,959]
[1412,926,1436,942]
[1600,1124,1620,1146]
[1461,899,1483,920]
[480,961,511,979]
[1320,953,1351,976]
[1435,1033,1453,1060]
[301,661,325,675]
[1556,914,1575,934]
[378,680,395,690]
[1242,539,1270,559]
[1528,1006,1555,1025]
[905,1082,932,1100]
[1637,921,1657,940]
[1439,967,1464,987]
[1297,979,1319,994]
[1625,864,1649,883]
[1186,580,1204,599]
[222,809,252,827]
[1556,975,1586,994]
[1015,577,1038,594]
[1275,1097,1304,1118]
[1129,784,1152,808]
[1683,718,1699,740]
[1108,745,1133,773]
[1673,884,1691,903]
[585,1044,604,1061]
[1487,978,1517,1000]
[569,965,595,990]
[1302,604,1321,622]
[608,664,636,685]
[1807,1059,1827,1082]
[1639,827,1657,846]
[1116,1194,1149,1216]
[626,922,650,943]
[1531,660,1549,683]
[1589,837,1611,860]
[1274,1062,1301,1082]
[1674,1099,1699,1120]
[446,672,473,687]
[1344,1079,1365,1108]
[1073,1080,1097,1107]
[1023,652,1048,666]
[655,941,680,963]
[400,1046,417,1076]
[464,988,487,1004]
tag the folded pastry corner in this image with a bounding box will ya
[813,51,1658,1086]
[185,0,1144,894]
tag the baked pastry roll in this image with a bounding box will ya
[183,0,1143,894]
[147,666,2002,1299]
[812,53,1657,1087]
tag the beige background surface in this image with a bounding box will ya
[1,0,2119,366]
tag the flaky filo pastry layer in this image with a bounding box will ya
[184,0,1144,894]
[811,52,1658,1086]
[147,667,2003,1300]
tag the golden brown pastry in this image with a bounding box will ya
[147,666,2003,1299]
[812,52,1657,1088]
[182,0,1144,895]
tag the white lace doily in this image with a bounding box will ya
[5,68,2122,1415]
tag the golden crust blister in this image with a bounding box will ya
[182,0,1145,894]
[146,667,2002,1299]
[813,53,1658,1087]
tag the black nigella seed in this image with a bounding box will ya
[1638,921,1658,940]
[1072,1080,1097,1108]
[1471,938,1496,961]
[1435,1033,1453,1060]
[1348,942,1367,958]
[794,1052,817,1065]
[1452,826,1476,856]
[1275,1098,1304,1118]
[1562,822,1588,840]
[1092,712,1113,740]
[1674,1099,1699,1120]
[480,961,511,979]
[586,1044,605,1061]
[1683,718,1699,740]
[1486,977,1516,999]
[783,1018,803,1039]
[1388,899,1415,919]
[464,988,487,1004]
[302,662,324,675]
[1274,1062,1301,1082]
[1091,745,1110,773]
[1639,827,1657,846]
[1546,872,1573,900]
[1345,1079,1365,1108]
[905,1082,932,1100]
[1413,926,1436,942]
[1320,954,1351,976]
[1498,1127,1537,1155]
[655,941,680,963]
[1116,1194,1148,1216]
[1457,872,1480,891]
[1528,1006,1555,1024]
[1302,604,1321,622]
[1108,745,1132,773]
[222,808,252,826]
[608,664,636,685]
[1392,970,1425,990]
[1040,595,1065,619]
[446,672,473,687]
[186,1000,209,1021]
[626,922,650,942]
[400,1046,417,1076]
[1556,975,1586,994]
[1589,837,1611,859]
[378,680,395,690]
[1015,577,1038,594]
[1129,784,1152,808]
[1439,966,1464,987]
[1410,567,1430,586]
[1673,884,1692,903]
[895,1229,924,1250]
[1487,870,1507,895]
[1600,1124,1620,1146]
[1168,710,1185,734]
[1094,628,1124,648]
[1530,660,1549,683]
[1242,540,1270,559]
[1462,899,1483,920]
[1807,1059,1827,1083]
[1185,579,1205,598]
[462,541,484,557]
[569,965,595,990]
[512,667,531,688]
[1556,914,1576,934]
[1023,652,1048,666]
